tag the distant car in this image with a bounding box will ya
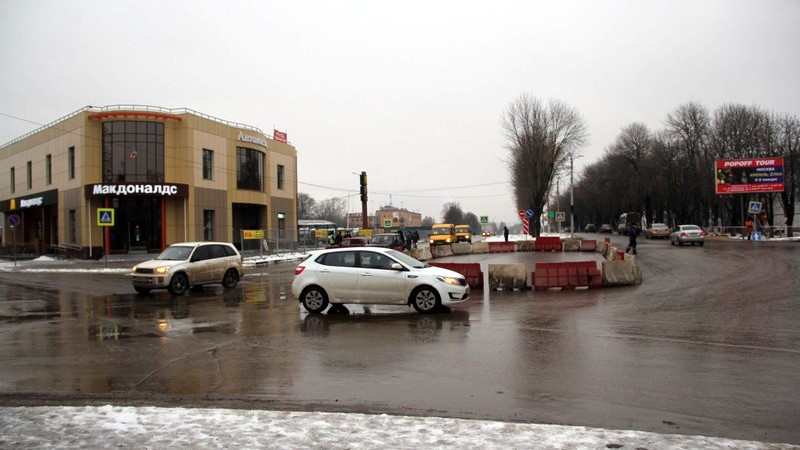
[291,247,470,314]
[481,231,491,237]
[584,224,597,233]
[326,237,369,249]
[130,242,243,295]
[670,225,705,246]
[599,224,614,233]
[645,223,670,239]
[368,233,405,250]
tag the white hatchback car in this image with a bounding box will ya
[131,242,243,295]
[292,247,470,314]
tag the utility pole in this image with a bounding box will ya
[359,171,368,230]
[570,154,575,234]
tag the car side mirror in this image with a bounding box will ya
[390,263,404,271]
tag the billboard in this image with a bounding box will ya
[715,157,784,194]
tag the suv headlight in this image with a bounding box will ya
[155,266,171,274]
[435,275,461,286]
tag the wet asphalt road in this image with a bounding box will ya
[0,235,798,445]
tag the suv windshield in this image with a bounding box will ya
[155,246,192,260]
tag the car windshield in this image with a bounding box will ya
[155,246,192,260]
[431,228,452,235]
[386,249,427,268]
[373,235,396,244]
[456,227,469,232]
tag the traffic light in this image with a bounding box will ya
[359,171,368,202]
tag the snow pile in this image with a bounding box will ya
[0,406,792,450]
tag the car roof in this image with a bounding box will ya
[168,241,234,247]
[313,246,394,254]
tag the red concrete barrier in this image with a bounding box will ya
[534,236,562,251]
[531,261,602,290]
[615,250,626,261]
[428,262,484,289]
[604,237,611,244]
[579,239,597,252]
[488,242,516,253]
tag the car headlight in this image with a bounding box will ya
[155,266,171,274]
[435,275,461,285]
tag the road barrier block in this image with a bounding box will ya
[532,261,602,290]
[429,262,484,289]
[562,238,581,252]
[534,236,562,252]
[488,242,516,253]
[580,240,597,252]
[488,264,528,290]
[430,245,454,259]
[602,259,642,286]
[471,242,489,254]
[516,240,536,252]
[451,242,473,255]
[409,247,432,261]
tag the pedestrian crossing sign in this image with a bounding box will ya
[97,208,115,227]
[556,211,566,222]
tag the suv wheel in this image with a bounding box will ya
[222,269,239,289]
[168,273,189,295]
[411,286,441,314]
[301,286,329,313]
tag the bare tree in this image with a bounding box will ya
[776,115,800,236]
[297,193,316,220]
[503,94,588,236]
[316,197,346,226]
[441,202,465,224]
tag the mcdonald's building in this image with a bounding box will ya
[0,105,297,258]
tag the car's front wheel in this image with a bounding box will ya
[300,286,329,313]
[222,269,239,289]
[168,273,189,295]
[410,286,441,314]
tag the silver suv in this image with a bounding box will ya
[131,242,243,295]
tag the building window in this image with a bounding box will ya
[202,149,214,180]
[102,121,164,183]
[236,146,264,191]
[68,146,75,179]
[277,164,285,190]
[26,161,32,189]
[46,154,52,185]
[69,209,77,242]
[9,167,15,194]
[203,210,214,241]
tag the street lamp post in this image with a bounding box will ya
[570,154,574,234]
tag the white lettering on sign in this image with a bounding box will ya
[238,131,268,148]
[20,197,44,208]
[92,184,181,196]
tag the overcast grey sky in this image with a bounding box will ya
[2,0,799,224]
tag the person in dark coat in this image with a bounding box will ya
[626,224,639,255]
[503,226,509,242]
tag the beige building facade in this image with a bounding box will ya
[0,105,297,257]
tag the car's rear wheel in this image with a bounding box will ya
[222,269,239,289]
[301,286,329,313]
[134,287,151,295]
[410,286,441,314]
[168,273,189,295]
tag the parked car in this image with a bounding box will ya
[292,247,470,314]
[326,236,369,249]
[584,224,597,232]
[670,225,705,246]
[130,242,243,295]
[599,224,614,233]
[645,223,670,239]
[368,233,405,250]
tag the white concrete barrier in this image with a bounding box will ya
[471,242,489,254]
[451,242,473,255]
[430,245,454,259]
[409,247,432,261]
[488,264,528,290]
[602,259,642,286]
[561,238,581,252]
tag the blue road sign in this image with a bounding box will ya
[525,209,534,218]
[8,214,20,227]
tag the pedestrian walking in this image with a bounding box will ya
[626,224,639,255]
[503,226,509,242]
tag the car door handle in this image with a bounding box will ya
[360,272,372,277]
[407,275,418,279]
